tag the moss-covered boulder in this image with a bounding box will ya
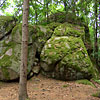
[53,23,92,56]
[0,42,35,80]
[46,22,61,31]
[0,16,16,39]
[32,25,53,55]
[40,36,98,80]
[0,23,53,81]
[53,23,85,38]
[40,12,92,55]
[0,16,96,81]
[0,24,35,81]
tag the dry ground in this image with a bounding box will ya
[0,74,100,100]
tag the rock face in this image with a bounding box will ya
[0,23,35,81]
[0,16,16,39]
[0,18,53,81]
[0,16,98,81]
[53,23,85,38]
[40,23,98,81]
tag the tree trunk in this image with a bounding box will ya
[95,0,98,65]
[19,0,29,100]
[63,0,67,12]
[46,0,49,23]
[35,0,38,24]
[98,0,100,66]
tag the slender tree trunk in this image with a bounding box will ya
[99,1,100,31]
[44,0,46,20]
[46,0,49,23]
[98,0,100,65]
[72,0,76,14]
[95,0,98,65]
[19,0,29,100]
[35,0,38,24]
[63,0,68,22]
[35,10,38,24]
[99,0,100,35]
[63,0,67,12]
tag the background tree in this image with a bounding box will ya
[94,0,98,65]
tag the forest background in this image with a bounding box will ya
[0,0,100,68]
[0,0,100,79]
[0,0,100,100]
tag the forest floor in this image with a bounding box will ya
[0,74,100,100]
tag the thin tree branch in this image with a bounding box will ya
[0,0,7,8]
[31,0,44,5]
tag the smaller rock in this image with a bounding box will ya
[32,66,41,74]
[5,48,12,56]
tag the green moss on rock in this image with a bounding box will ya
[92,91,100,98]
[0,22,54,81]
[0,55,12,67]
[54,23,85,39]
[41,36,71,64]
[0,16,16,39]
[1,67,10,80]
[40,36,98,80]
[11,23,34,43]
[76,79,96,87]
[46,22,61,31]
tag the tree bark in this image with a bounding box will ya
[95,0,98,65]
[46,0,49,23]
[63,0,67,12]
[19,0,29,100]
[98,0,100,65]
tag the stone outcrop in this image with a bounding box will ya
[0,18,52,81]
[40,36,97,80]
[40,23,98,80]
[0,16,98,81]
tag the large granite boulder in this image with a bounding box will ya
[40,23,98,81]
[0,16,98,81]
[54,23,92,59]
[0,23,35,81]
[0,21,53,81]
[41,12,92,56]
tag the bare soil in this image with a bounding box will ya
[0,74,100,100]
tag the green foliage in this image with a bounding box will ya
[0,0,93,26]
[76,79,96,88]
[93,80,100,84]
[92,91,100,98]
[0,55,12,67]
[63,84,69,87]
[26,99,30,100]
[54,23,85,39]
